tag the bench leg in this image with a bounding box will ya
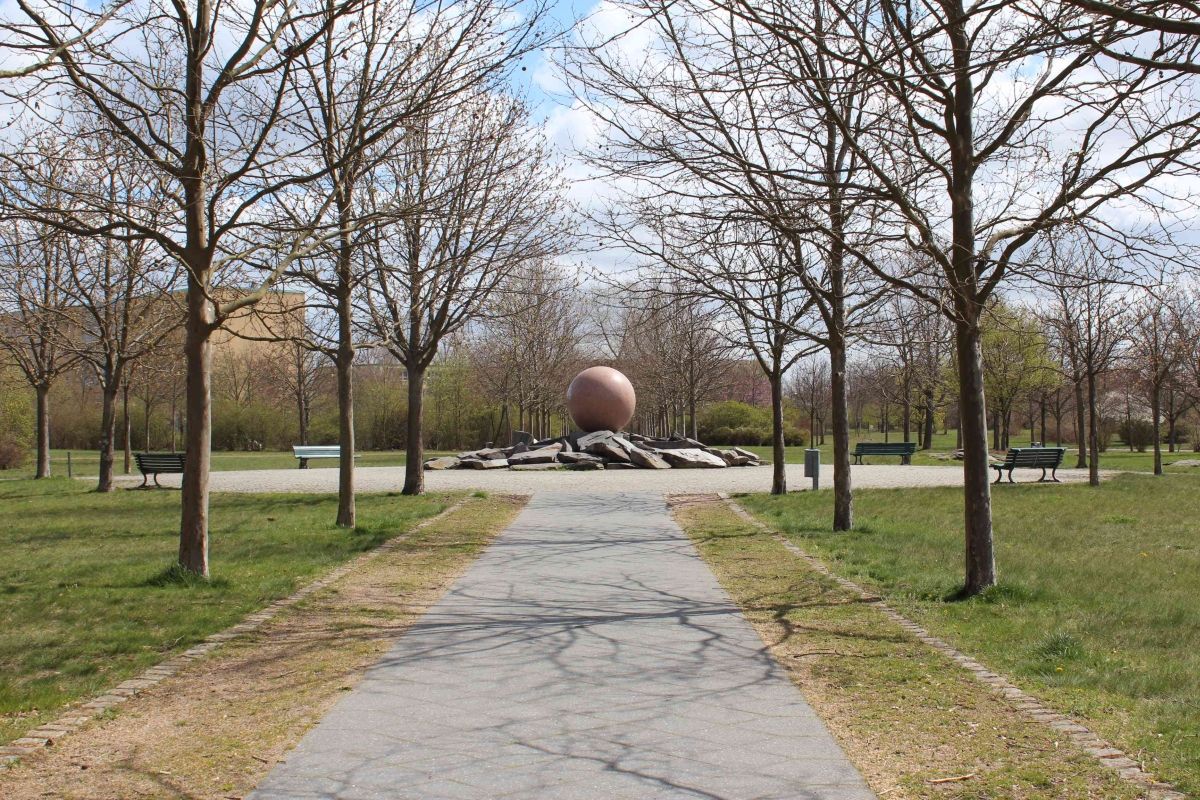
[992,468,1001,484]
[299,459,308,470]
[1007,469,1015,484]
[153,473,162,488]
[140,473,149,489]
[1051,466,1061,483]
[901,455,911,465]
[1039,466,1048,482]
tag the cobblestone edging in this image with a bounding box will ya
[0,496,473,770]
[710,493,1186,800]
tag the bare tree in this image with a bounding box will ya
[277,0,548,526]
[1044,237,1133,486]
[711,0,1200,593]
[359,90,565,495]
[0,0,133,81]
[0,181,79,477]
[0,0,403,576]
[1129,286,1190,475]
[46,135,182,492]
[471,259,585,442]
[568,2,882,527]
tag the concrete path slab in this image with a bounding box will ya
[250,492,874,800]
[114,461,1101,494]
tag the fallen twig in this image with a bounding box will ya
[926,773,976,784]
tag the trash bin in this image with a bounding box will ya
[803,449,820,490]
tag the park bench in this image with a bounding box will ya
[990,447,1066,484]
[134,452,186,488]
[292,445,357,469]
[852,441,917,465]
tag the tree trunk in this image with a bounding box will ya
[402,365,426,495]
[97,378,118,493]
[955,321,996,595]
[1039,397,1047,446]
[830,337,853,531]
[336,351,356,527]
[123,381,132,474]
[902,396,911,442]
[1151,381,1162,476]
[178,280,214,577]
[1087,371,1100,487]
[143,398,152,450]
[769,367,786,495]
[35,383,51,478]
[1073,378,1087,468]
[922,390,935,450]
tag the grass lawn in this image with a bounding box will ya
[0,448,467,480]
[743,426,1200,472]
[674,497,1139,798]
[0,478,457,745]
[739,473,1200,794]
[0,492,526,799]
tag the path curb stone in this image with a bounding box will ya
[714,493,1186,800]
[0,496,474,770]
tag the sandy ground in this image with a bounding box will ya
[113,462,1100,494]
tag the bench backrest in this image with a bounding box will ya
[293,445,342,458]
[854,442,917,454]
[134,453,186,470]
[1000,447,1065,467]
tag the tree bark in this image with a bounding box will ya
[178,279,213,577]
[1087,370,1100,487]
[335,351,356,527]
[769,367,786,495]
[123,381,132,474]
[1073,378,1087,468]
[830,336,853,531]
[1151,381,1162,475]
[402,365,426,495]
[922,390,935,450]
[97,378,118,493]
[34,383,51,478]
[955,320,996,595]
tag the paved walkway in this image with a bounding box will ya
[250,492,875,800]
[115,462,1099,494]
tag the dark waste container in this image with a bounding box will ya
[803,449,820,490]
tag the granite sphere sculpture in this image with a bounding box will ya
[566,366,637,432]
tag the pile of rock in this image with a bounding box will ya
[424,430,767,472]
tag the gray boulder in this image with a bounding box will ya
[423,456,461,470]
[627,448,670,469]
[658,448,727,468]
[558,451,603,464]
[459,458,509,470]
[508,443,564,465]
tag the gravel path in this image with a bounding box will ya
[115,462,1097,494]
[249,491,875,800]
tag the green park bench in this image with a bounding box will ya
[990,447,1066,484]
[134,452,186,488]
[292,445,357,469]
[852,441,917,465]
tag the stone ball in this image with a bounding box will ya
[566,366,637,433]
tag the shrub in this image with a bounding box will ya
[698,401,770,439]
[0,436,27,470]
[1118,419,1156,452]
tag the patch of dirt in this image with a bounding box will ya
[0,494,526,800]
